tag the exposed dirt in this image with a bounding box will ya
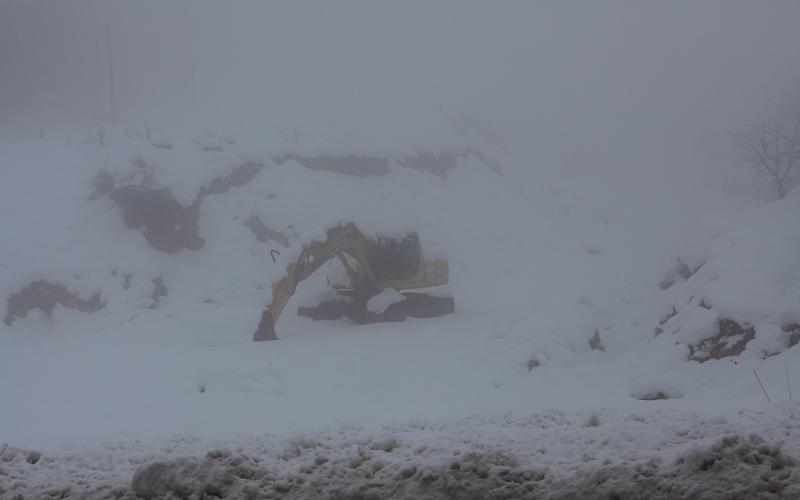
[198,162,263,197]
[244,215,290,247]
[274,151,488,178]
[89,171,115,200]
[3,280,104,326]
[111,186,205,254]
[97,161,269,254]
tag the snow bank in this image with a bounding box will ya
[3,405,799,499]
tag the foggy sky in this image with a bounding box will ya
[2,1,800,174]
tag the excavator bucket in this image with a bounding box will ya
[253,308,278,341]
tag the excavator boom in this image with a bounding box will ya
[254,223,371,341]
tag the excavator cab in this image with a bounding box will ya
[253,223,454,341]
[373,233,421,282]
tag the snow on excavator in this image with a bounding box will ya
[254,223,454,341]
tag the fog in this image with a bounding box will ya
[5,4,800,496]
[4,1,800,170]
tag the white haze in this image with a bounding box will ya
[3,1,800,165]
[3,2,800,496]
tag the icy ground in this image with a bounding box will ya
[1,130,799,497]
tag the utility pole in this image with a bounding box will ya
[106,25,116,126]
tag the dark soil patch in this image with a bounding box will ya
[198,161,263,196]
[273,151,489,178]
[110,186,204,254]
[397,152,460,177]
[97,161,266,254]
[89,171,115,200]
[274,154,391,177]
[244,215,289,247]
[4,280,104,325]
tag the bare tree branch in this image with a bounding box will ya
[731,110,800,199]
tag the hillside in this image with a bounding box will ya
[1,129,799,497]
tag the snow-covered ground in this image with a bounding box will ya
[1,130,799,498]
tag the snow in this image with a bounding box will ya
[1,130,799,495]
[366,288,405,314]
[3,405,799,498]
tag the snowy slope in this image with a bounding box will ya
[1,130,799,496]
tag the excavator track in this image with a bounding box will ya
[297,292,455,324]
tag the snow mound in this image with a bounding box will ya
[367,288,405,314]
[655,188,800,360]
[5,406,800,499]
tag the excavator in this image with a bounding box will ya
[254,223,454,341]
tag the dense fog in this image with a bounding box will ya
[4,2,800,174]
[3,2,800,498]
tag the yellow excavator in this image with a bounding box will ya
[254,223,454,341]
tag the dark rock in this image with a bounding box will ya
[89,171,115,200]
[689,318,755,362]
[25,451,41,465]
[527,358,541,371]
[589,329,605,351]
[637,391,670,401]
[4,280,104,326]
[654,307,678,337]
[150,277,168,308]
[784,323,800,348]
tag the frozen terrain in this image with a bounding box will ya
[0,127,798,498]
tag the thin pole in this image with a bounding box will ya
[753,369,771,405]
[787,362,793,402]
[106,25,116,126]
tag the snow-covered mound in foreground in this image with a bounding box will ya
[654,188,800,362]
[3,405,799,499]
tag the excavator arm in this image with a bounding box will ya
[254,223,375,341]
